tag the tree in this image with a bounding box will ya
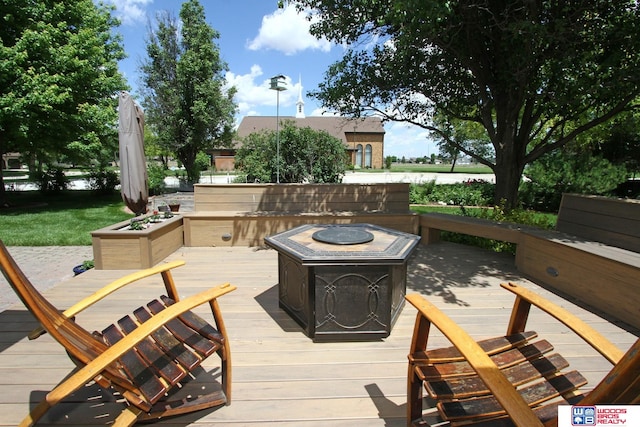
[0,0,127,205]
[235,120,347,183]
[283,0,640,209]
[140,0,236,184]
[433,116,493,172]
[520,148,628,212]
[579,111,640,178]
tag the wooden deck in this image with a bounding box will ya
[0,242,637,426]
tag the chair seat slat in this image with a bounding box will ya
[426,352,569,399]
[147,299,219,357]
[134,305,201,370]
[117,314,187,386]
[439,370,588,421]
[411,331,538,364]
[456,400,568,427]
[160,295,225,344]
[417,339,553,380]
[101,323,168,404]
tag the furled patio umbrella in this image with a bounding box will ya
[118,91,148,216]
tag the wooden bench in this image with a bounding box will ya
[517,193,640,330]
[419,194,640,330]
[182,183,420,246]
[419,212,535,246]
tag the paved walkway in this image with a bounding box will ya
[0,246,94,312]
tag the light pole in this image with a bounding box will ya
[270,75,287,183]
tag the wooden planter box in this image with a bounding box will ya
[91,215,184,270]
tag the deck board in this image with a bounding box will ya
[0,242,637,426]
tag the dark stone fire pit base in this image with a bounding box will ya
[264,224,420,341]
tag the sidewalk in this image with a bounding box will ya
[0,246,94,312]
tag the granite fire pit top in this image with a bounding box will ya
[264,223,420,265]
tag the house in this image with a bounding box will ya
[1,153,23,170]
[211,84,386,171]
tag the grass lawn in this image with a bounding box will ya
[0,191,133,246]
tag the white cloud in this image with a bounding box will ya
[384,122,437,158]
[225,65,299,116]
[247,5,331,55]
[104,0,152,26]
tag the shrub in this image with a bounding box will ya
[235,121,346,183]
[31,167,69,193]
[409,180,494,206]
[147,163,167,195]
[442,204,556,254]
[520,150,628,212]
[195,151,211,174]
[87,169,119,194]
[409,180,437,203]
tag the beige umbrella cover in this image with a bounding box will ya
[118,91,148,215]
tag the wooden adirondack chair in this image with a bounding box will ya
[406,282,640,427]
[0,241,236,426]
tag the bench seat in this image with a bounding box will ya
[420,212,538,245]
[517,229,640,330]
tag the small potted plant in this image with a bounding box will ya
[73,259,94,276]
[168,200,180,212]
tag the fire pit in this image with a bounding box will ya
[264,223,420,341]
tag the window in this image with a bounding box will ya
[355,144,363,167]
[365,144,372,168]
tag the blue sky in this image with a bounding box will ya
[106,0,437,158]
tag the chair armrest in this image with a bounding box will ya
[501,282,624,364]
[23,283,236,426]
[28,261,187,340]
[405,293,544,427]
[62,260,186,319]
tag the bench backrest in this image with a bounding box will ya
[193,183,411,213]
[556,193,640,252]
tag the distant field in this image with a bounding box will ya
[387,163,493,173]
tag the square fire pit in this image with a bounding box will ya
[264,223,420,341]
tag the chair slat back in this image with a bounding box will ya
[0,241,107,363]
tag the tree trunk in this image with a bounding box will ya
[0,133,7,207]
[0,169,6,207]
[493,153,525,210]
[449,153,457,172]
